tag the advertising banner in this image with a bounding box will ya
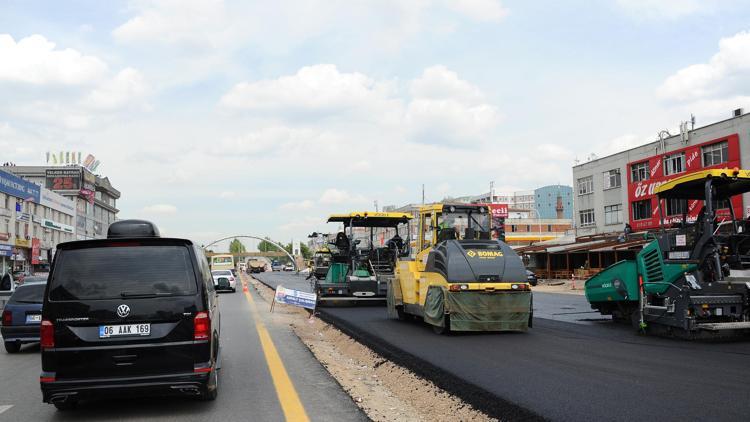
[626,134,741,231]
[0,169,40,203]
[31,238,40,265]
[15,238,30,248]
[273,285,317,310]
[40,188,76,217]
[45,168,82,190]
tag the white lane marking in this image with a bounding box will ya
[0,405,13,414]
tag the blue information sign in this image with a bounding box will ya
[0,170,40,203]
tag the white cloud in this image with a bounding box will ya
[220,64,398,117]
[218,191,237,199]
[83,68,150,111]
[142,204,178,214]
[406,66,500,145]
[319,188,368,205]
[410,65,485,103]
[113,0,228,46]
[0,34,151,129]
[279,200,315,211]
[658,31,750,102]
[444,0,508,23]
[0,34,107,85]
[534,143,574,161]
[615,0,707,20]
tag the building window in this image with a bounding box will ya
[632,200,652,220]
[702,141,728,167]
[603,169,621,189]
[511,225,517,232]
[579,209,595,227]
[664,152,685,176]
[666,198,687,216]
[631,162,649,182]
[577,176,593,195]
[604,204,623,225]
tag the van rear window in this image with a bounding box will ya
[49,246,197,301]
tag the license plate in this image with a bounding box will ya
[26,314,41,323]
[99,323,151,338]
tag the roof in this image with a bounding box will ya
[327,211,412,227]
[655,168,750,200]
[417,203,488,213]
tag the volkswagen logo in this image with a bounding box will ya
[117,304,131,318]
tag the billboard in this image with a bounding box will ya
[40,188,76,217]
[45,168,82,191]
[0,169,40,203]
[626,134,741,231]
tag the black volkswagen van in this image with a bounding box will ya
[40,220,221,410]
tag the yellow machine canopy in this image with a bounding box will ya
[327,212,412,228]
[655,168,750,200]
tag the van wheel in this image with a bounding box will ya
[53,401,77,411]
[201,368,218,401]
[4,341,20,353]
[432,315,451,335]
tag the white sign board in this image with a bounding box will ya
[273,285,317,310]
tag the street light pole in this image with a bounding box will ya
[532,208,542,243]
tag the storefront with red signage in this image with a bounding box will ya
[626,134,741,231]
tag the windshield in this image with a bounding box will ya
[212,270,232,276]
[49,245,197,301]
[9,283,46,304]
[212,256,233,264]
[441,211,490,235]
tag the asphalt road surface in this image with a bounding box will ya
[257,272,750,422]
[0,276,365,422]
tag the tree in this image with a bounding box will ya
[283,242,313,260]
[229,238,247,254]
[258,237,281,252]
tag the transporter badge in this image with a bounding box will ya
[466,250,476,257]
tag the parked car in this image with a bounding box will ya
[271,261,283,271]
[282,263,294,271]
[2,277,47,353]
[40,219,221,410]
[211,270,237,292]
[526,269,538,286]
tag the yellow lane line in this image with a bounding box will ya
[242,278,310,422]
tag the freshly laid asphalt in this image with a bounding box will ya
[256,271,750,422]
[0,274,365,422]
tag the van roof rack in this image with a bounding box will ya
[107,219,160,239]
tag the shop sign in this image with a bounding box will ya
[16,212,31,222]
[0,233,8,241]
[31,238,40,265]
[626,134,742,231]
[0,169,40,203]
[488,203,509,218]
[45,168,82,191]
[42,218,75,234]
[15,238,31,248]
[0,244,11,257]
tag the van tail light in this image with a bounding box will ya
[40,320,55,349]
[194,312,211,341]
[1,310,11,326]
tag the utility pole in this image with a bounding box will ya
[374,200,379,212]
[422,184,425,205]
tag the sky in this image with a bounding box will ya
[2,0,750,249]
